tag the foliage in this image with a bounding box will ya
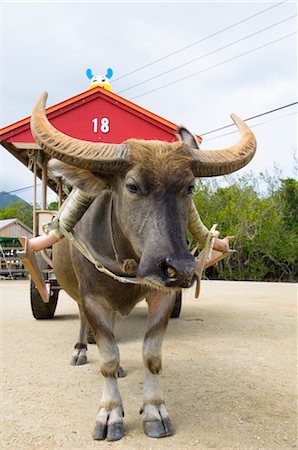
[1,172,296,282]
[279,178,298,230]
[193,173,298,282]
[0,200,33,229]
[0,199,58,229]
[48,201,59,211]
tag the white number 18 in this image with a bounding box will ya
[92,117,110,134]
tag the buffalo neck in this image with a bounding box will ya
[75,191,139,276]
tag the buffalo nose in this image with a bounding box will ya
[160,256,196,288]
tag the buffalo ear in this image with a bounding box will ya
[177,126,200,149]
[48,159,113,196]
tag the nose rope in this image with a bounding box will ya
[58,224,148,286]
[58,199,219,292]
[108,197,139,276]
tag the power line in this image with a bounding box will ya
[0,184,42,196]
[200,102,298,137]
[130,32,297,101]
[203,111,297,142]
[113,0,288,83]
[119,14,296,95]
[1,103,296,195]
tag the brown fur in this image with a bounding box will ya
[48,159,111,195]
[99,401,120,411]
[127,140,196,191]
[144,355,162,375]
[144,320,168,342]
[101,357,120,378]
[142,398,165,408]
[51,139,197,440]
[49,141,196,197]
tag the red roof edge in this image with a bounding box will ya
[0,87,202,142]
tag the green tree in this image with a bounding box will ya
[279,178,298,230]
[48,201,58,211]
[192,173,298,282]
[0,200,33,228]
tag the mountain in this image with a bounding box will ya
[0,192,29,209]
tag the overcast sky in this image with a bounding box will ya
[0,0,297,204]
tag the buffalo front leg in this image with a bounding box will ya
[71,303,88,366]
[83,297,124,441]
[141,291,176,438]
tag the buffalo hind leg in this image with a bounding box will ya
[141,291,175,438]
[71,304,88,366]
[83,297,124,441]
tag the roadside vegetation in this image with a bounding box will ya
[192,171,297,282]
[0,200,34,229]
[1,171,297,282]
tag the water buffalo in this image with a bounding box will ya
[31,92,256,441]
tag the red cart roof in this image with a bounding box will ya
[0,87,202,192]
[0,87,202,143]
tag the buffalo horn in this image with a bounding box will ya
[192,114,256,177]
[30,92,129,173]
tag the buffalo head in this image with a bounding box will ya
[31,92,256,290]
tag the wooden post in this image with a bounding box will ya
[42,155,47,210]
[58,179,63,209]
[33,157,37,237]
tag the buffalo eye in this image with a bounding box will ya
[126,183,140,194]
[187,185,195,195]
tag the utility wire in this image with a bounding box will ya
[0,184,42,196]
[1,104,296,195]
[113,0,288,83]
[130,32,297,101]
[201,102,298,137]
[119,14,296,95]
[203,111,297,142]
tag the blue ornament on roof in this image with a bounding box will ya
[86,67,113,91]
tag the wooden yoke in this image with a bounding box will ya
[17,237,50,303]
[194,225,236,298]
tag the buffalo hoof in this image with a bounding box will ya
[93,405,124,441]
[92,421,106,440]
[93,421,124,441]
[107,423,124,441]
[143,418,174,438]
[70,348,87,366]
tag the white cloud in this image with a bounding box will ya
[1,1,297,203]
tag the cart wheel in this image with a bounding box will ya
[30,252,59,320]
[170,291,182,318]
[30,282,58,319]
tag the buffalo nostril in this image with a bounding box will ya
[160,259,177,280]
[166,266,177,279]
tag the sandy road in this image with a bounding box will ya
[1,279,297,449]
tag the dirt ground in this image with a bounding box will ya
[1,279,297,450]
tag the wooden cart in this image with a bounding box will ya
[0,88,191,318]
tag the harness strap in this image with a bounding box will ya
[59,225,149,286]
[194,224,219,298]
[59,223,223,292]
[108,197,138,275]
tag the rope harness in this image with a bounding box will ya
[58,217,220,297]
[108,197,139,276]
[44,193,224,295]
